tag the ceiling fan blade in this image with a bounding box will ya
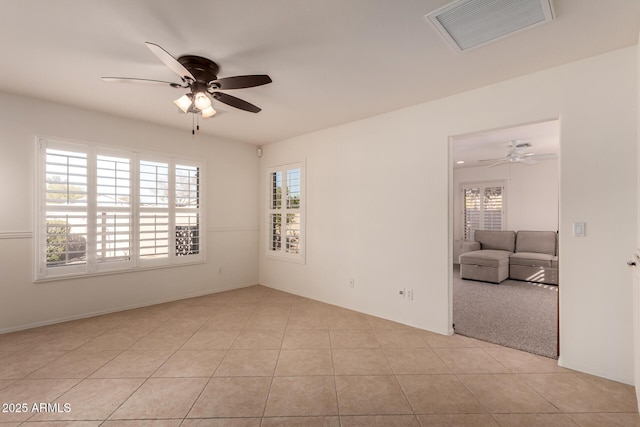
[488,160,508,168]
[145,42,195,82]
[478,157,504,163]
[212,92,262,113]
[519,158,537,165]
[531,153,558,160]
[210,75,272,90]
[508,140,531,148]
[102,77,184,88]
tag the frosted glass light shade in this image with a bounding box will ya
[173,94,192,113]
[194,92,211,110]
[201,106,217,118]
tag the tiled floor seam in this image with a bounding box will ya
[454,371,567,419]
[99,375,151,422]
[321,314,346,423]
[178,302,239,420]
[382,341,426,418]
[182,375,215,422]
[259,304,291,420]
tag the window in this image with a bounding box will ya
[36,137,204,280]
[267,162,304,262]
[462,181,505,241]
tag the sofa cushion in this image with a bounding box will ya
[509,252,555,268]
[474,230,516,252]
[459,250,512,268]
[510,264,558,285]
[515,231,557,256]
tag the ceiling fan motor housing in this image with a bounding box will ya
[176,56,219,113]
[177,55,220,84]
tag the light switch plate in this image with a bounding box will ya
[573,222,586,237]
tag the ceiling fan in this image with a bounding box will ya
[102,42,272,119]
[478,140,555,168]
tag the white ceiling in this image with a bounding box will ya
[452,119,560,168]
[1,0,639,145]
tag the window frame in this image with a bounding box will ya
[266,161,305,264]
[35,136,206,281]
[461,180,506,242]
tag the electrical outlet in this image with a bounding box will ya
[407,289,413,300]
[399,288,405,298]
[348,278,355,288]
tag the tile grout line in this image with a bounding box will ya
[259,295,290,423]
[327,307,343,426]
[98,297,235,423]
[181,294,255,423]
[478,345,566,415]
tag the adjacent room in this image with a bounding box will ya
[1,0,640,425]
[451,120,560,359]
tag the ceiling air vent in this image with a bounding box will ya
[426,0,553,53]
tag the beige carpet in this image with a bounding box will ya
[452,264,558,359]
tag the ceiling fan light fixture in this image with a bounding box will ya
[201,106,217,118]
[194,92,211,110]
[173,94,193,113]
[104,42,272,131]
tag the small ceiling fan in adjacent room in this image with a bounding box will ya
[102,42,272,131]
[478,140,556,168]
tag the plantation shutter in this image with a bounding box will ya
[462,182,505,241]
[285,168,301,254]
[463,187,480,242]
[175,164,201,256]
[269,170,283,252]
[267,162,304,262]
[37,137,205,280]
[483,185,503,230]
[139,160,170,261]
[96,154,131,264]
[44,147,89,270]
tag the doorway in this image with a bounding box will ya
[449,119,560,358]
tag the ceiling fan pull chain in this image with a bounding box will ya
[192,114,195,136]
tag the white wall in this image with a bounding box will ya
[259,47,637,384]
[452,159,559,260]
[0,92,259,332]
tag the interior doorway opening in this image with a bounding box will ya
[449,119,560,358]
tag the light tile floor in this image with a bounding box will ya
[0,285,638,426]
